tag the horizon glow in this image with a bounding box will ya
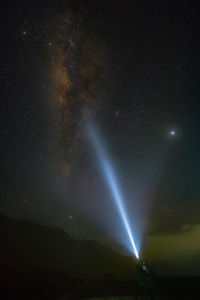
[87,123,139,259]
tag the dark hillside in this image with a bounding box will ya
[0,214,135,278]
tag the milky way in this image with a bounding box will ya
[50,2,112,173]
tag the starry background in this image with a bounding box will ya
[1,0,200,274]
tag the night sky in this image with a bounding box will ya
[1,0,200,274]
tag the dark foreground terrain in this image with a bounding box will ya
[1,268,200,300]
[1,215,199,299]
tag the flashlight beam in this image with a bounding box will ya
[87,124,139,259]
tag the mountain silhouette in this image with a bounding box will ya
[0,214,135,278]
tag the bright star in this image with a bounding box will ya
[170,130,176,136]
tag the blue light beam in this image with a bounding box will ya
[87,123,139,259]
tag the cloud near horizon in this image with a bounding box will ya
[144,223,200,276]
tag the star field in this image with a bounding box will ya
[1,0,200,271]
